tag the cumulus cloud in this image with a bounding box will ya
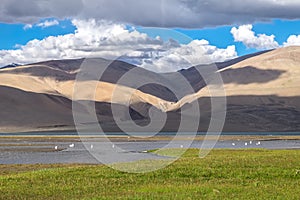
[0,0,300,28]
[0,19,160,65]
[284,35,300,46]
[0,19,237,72]
[231,24,279,50]
[129,40,237,72]
[36,19,59,28]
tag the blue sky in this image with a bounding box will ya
[0,19,76,50]
[1,18,299,57]
[140,19,300,56]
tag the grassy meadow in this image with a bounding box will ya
[0,149,300,199]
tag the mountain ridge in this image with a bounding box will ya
[0,46,299,133]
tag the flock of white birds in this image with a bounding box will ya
[232,141,261,146]
[53,141,262,151]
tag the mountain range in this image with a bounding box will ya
[0,46,299,133]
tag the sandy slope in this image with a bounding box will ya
[218,46,300,97]
[0,59,175,111]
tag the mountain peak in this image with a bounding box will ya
[1,63,21,69]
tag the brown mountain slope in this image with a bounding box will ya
[0,46,299,132]
[0,58,177,102]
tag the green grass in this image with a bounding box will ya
[0,149,300,199]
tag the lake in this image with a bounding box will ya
[1,132,300,164]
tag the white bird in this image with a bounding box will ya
[256,141,261,145]
[112,144,115,148]
[69,143,75,148]
[250,141,253,145]
[90,144,94,149]
[54,146,58,150]
[232,143,236,146]
[180,145,184,148]
[245,142,248,146]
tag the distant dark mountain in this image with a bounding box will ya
[1,63,21,69]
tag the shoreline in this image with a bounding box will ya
[1,135,300,141]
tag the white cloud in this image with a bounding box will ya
[36,19,59,28]
[23,19,59,30]
[284,35,300,46]
[133,40,237,72]
[0,19,237,72]
[23,24,32,30]
[0,0,300,28]
[231,24,279,50]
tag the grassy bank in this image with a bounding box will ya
[0,149,300,199]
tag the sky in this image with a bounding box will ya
[0,0,300,72]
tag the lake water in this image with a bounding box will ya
[1,132,300,164]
